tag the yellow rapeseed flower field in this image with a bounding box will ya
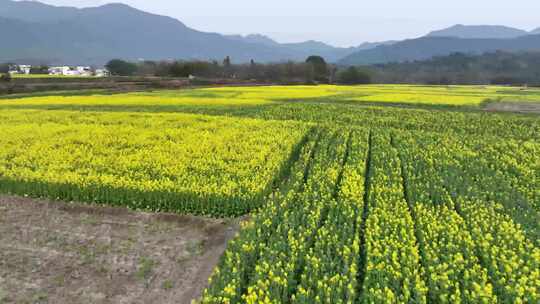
[0,85,538,302]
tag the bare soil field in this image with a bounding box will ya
[0,195,240,304]
[484,102,540,114]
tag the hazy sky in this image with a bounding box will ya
[30,0,540,47]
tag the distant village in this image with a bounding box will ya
[7,64,109,77]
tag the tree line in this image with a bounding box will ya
[368,51,540,86]
[7,51,537,86]
[104,56,372,85]
[105,51,540,86]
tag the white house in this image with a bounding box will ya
[48,66,94,76]
[8,64,31,75]
[75,66,92,76]
[94,69,110,77]
[48,66,71,75]
[64,68,79,76]
[18,65,31,74]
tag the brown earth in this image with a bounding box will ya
[484,102,540,114]
[0,78,190,95]
[0,77,273,97]
[0,195,241,304]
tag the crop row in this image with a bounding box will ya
[396,133,497,302]
[359,132,426,302]
[292,131,367,303]
[242,130,348,303]
[398,131,539,243]
[395,131,539,302]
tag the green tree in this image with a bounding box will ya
[223,56,231,68]
[0,63,9,74]
[30,65,49,74]
[336,66,371,84]
[0,72,11,82]
[248,59,258,79]
[223,56,232,77]
[168,61,192,77]
[305,55,328,82]
[105,59,138,76]
[0,63,12,82]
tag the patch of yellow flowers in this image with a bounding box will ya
[395,130,539,302]
[0,109,307,216]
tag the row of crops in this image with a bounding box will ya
[200,127,539,303]
[394,131,539,302]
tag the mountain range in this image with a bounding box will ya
[0,0,390,65]
[339,34,540,66]
[426,24,531,39]
[1,0,540,66]
[339,24,540,65]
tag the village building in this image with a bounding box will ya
[8,64,31,75]
[48,66,71,75]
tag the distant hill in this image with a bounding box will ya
[531,27,540,35]
[356,40,397,50]
[0,0,79,23]
[280,41,357,62]
[0,1,306,65]
[426,24,528,39]
[339,35,540,65]
[225,34,281,47]
[280,40,396,62]
[0,0,361,65]
[225,35,390,62]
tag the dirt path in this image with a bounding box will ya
[0,195,240,304]
[484,102,540,114]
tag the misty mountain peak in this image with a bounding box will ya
[427,24,528,39]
